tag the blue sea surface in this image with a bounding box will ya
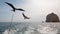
[0,22,22,34]
[0,22,60,34]
[0,22,31,34]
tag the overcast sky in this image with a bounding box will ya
[0,0,60,22]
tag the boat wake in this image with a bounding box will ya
[3,24,58,34]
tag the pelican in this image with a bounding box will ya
[22,13,30,19]
[5,2,25,12]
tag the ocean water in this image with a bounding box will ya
[0,22,60,34]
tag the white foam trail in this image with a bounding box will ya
[3,24,58,34]
[37,25,58,34]
[3,29,17,34]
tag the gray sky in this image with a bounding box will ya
[0,0,60,22]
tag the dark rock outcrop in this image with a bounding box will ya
[46,13,59,22]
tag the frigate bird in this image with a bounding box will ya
[22,13,30,19]
[5,2,25,12]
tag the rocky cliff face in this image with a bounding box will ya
[46,13,59,22]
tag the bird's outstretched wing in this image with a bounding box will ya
[5,2,15,9]
[22,13,30,19]
[16,8,25,11]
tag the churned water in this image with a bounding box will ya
[0,22,60,34]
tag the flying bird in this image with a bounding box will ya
[22,13,30,19]
[5,2,25,12]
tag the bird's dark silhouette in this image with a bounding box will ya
[22,13,30,19]
[5,2,25,12]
